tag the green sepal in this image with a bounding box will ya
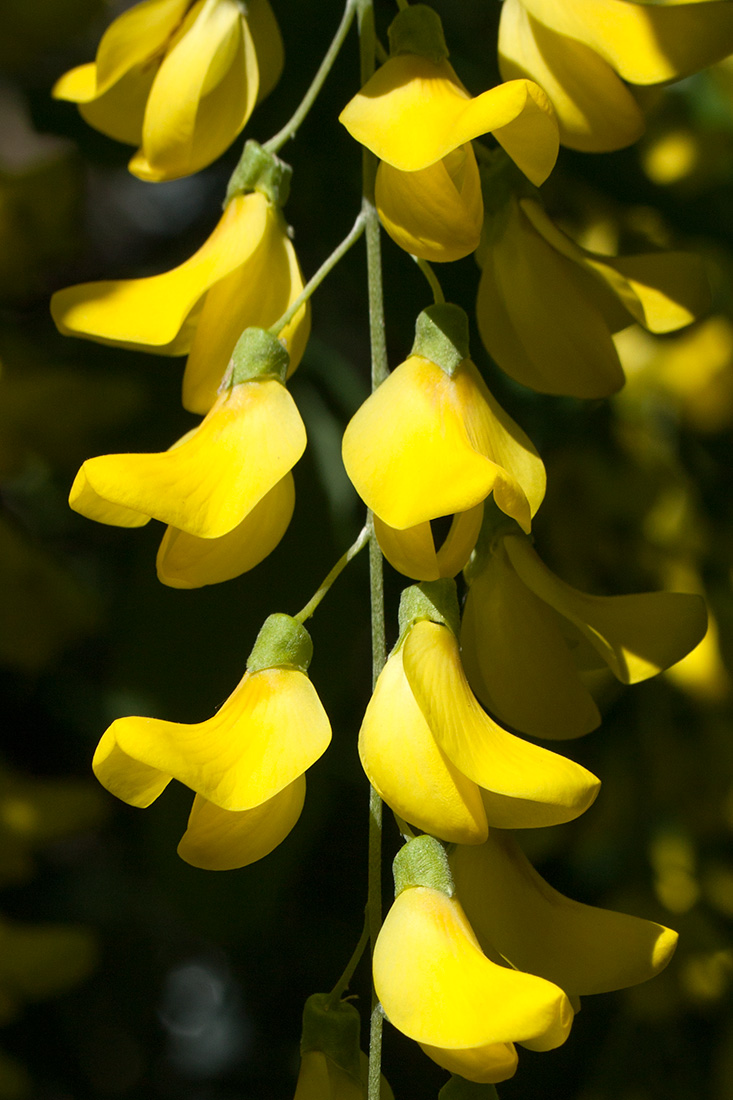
[388,5,449,64]
[225,139,292,207]
[393,835,455,898]
[230,327,290,385]
[246,614,313,674]
[439,1077,501,1100]
[463,499,525,586]
[397,579,461,640]
[411,304,470,377]
[299,993,362,1084]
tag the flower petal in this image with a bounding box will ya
[461,544,601,739]
[69,378,306,538]
[403,621,601,827]
[177,779,305,870]
[182,205,309,414]
[373,886,573,1049]
[359,648,488,845]
[477,197,625,398]
[132,0,259,181]
[156,473,295,588]
[111,667,331,810]
[374,505,483,582]
[339,54,557,183]
[419,1040,518,1085]
[504,534,708,684]
[51,191,269,354]
[451,830,679,997]
[93,727,170,808]
[246,0,284,103]
[499,0,645,152]
[521,0,733,86]
[93,0,190,94]
[375,145,483,263]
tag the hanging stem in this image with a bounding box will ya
[293,524,370,624]
[327,914,371,1008]
[264,0,358,155]
[414,255,445,305]
[269,211,366,336]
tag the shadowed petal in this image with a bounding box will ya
[374,505,483,582]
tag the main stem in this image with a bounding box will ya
[357,3,388,1099]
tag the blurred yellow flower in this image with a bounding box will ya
[360,612,600,840]
[94,615,331,870]
[462,531,708,740]
[69,374,306,541]
[340,4,558,260]
[499,0,733,151]
[293,995,394,1100]
[51,188,310,415]
[450,830,678,1001]
[53,0,284,181]
[477,193,710,398]
[342,354,545,535]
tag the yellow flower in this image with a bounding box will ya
[342,306,545,535]
[293,995,394,1100]
[462,530,708,740]
[53,0,284,181]
[339,6,558,261]
[359,584,600,840]
[94,614,331,870]
[450,829,679,1002]
[51,183,310,415]
[69,367,306,541]
[477,193,710,398]
[373,837,573,1084]
[499,0,733,151]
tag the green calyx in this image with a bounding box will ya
[299,994,362,1083]
[225,139,292,207]
[411,303,470,377]
[397,579,461,640]
[246,614,313,674]
[393,835,455,899]
[463,498,525,586]
[388,4,449,64]
[230,327,290,385]
[439,1077,501,1100]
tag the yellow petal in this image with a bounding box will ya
[499,0,645,152]
[358,649,488,845]
[339,54,558,184]
[342,356,543,532]
[177,779,305,870]
[419,1040,518,1085]
[132,0,259,181]
[93,727,171,808]
[461,544,602,739]
[375,145,483,263]
[451,830,679,997]
[110,667,331,810]
[93,0,190,94]
[70,378,306,538]
[156,473,295,588]
[521,199,710,334]
[504,534,708,684]
[67,466,152,528]
[402,621,600,827]
[374,505,483,582]
[246,0,284,103]
[373,886,573,1049]
[182,205,309,414]
[51,191,269,354]
[293,1049,365,1100]
[477,197,625,398]
[76,63,155,145]
[521,0,733,86]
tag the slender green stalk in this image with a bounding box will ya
[269,211,366,336]
[264,0,358,155]
[327,915,370,1008]
[415,256,445,304]
[293,524,370,624]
